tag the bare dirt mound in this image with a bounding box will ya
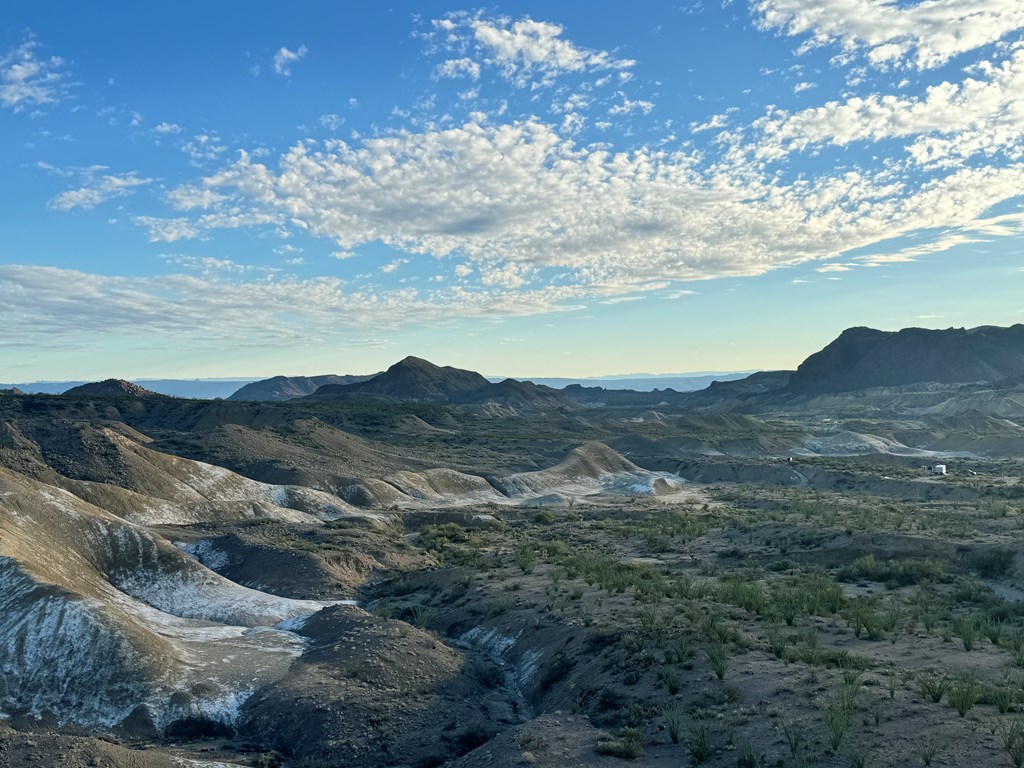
[0,467,327,733]
[0,723,176,768]
[386,467,501,504]
[493,442,681,499]
[240,604,513,768]
[172,521,429,600]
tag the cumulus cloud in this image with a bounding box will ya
[608,96,654,115]
[181,133,228,167]
[751,49,1024,166]
[0,38,70,111]
[48,170,151,211]
[140,115,1024,303]
[435,57,481,80]
[428,13,634,88]
[153,121,182,134]
[752,0,1024,70]
[273,45,308,76]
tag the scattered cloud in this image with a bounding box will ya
[48,169,152,211]
[690,113,729,133]
[435,57,481,80]
[181,133,228,167]
[380,258,410,274]
[148,114,1024,305]
[273,45,308,76]
[319,113,343,131]
[752,49,1024,166]
[154,121,182,134]
[0,38,70,111]
[608,95,655,115]
[428,13,634,88]
[752,0,1024,70]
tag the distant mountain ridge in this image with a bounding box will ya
[308,356,578,411]
[228,374,376,402]
[787,325,1024,394]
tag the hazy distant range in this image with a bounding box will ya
[1,371,751,399]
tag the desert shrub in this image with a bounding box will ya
[665,709,685,743]
[823,694,856,752]
[561,554,667,598]
[705,641,730,680]
[780,717,806,758]
[917,671,950,703]
[719,576,766,615]
[845,597,885,640]
[947,672,981,716]
[838,555,943,587]
[987,684,1016,714]
[597,728,644,759]
[951,615,980,651]
[998,717,1024,767]
[419,523,469,552]
[773,586,804,625]
[968,548,1015,579]
[514,545,537,574]
[736,740,764,768]
[658,667,683,695]
[685,714,715,764]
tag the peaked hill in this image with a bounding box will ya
[787,325,1024,394]
[308,356,577,411]
[63,379,159,398]
[311,356,490,402]
[227,374,376,401]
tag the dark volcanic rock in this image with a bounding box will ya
[62,379,159,397]
[227,373,376,401]
[309,357,578,411]
[319,356,490,401]
[787,325,1024,394]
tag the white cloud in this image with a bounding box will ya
[165,184,228,210]
[0,264,599,349]
[135,216,201,242]
[435,57,481,80]
[753,49,1024,165]
[148,117,1024,303]
[181,133,228,167]
[273,45,308,76]
[154,121,182,134]
[319,113,344,131]
[793,81,816,93]
[0,38,70,111]
[49,171,152,211]
[690,113,729,133]
[454,264,474,277]
[160,254,266,274]
[429,14,634,88]
[752,0,1024,70]
[608,96,655,115]
[380,258,410,274]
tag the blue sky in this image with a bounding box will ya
[2,1,1024,380]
